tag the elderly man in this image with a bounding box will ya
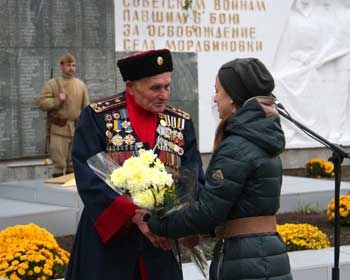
[65,49,204,280]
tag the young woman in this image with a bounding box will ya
[144,58,293,280]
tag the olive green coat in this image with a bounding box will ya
[149,97,293,280]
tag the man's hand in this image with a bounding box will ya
[132,210,173,251]
[58,92,66,102]
[179,235,199,249]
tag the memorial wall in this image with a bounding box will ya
[1,0,350,162]
[0,0,116,160]
[0,0,198,160]
[115,0,350,154]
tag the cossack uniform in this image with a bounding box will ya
[90,93,191,168]
[65,92,204,279]
[65,48,204,280]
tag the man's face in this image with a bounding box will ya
[127,72,172,113]
[60,62,76,76]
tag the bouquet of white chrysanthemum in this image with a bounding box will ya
[109,149,174,209]
[87,149,208,278]
[87,149,194,216]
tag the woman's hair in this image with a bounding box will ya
[213,118,227,152]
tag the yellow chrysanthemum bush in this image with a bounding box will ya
[0,223,70,280]
[327,194,350,226]
[305,157,334,178]
[277,223,330,251]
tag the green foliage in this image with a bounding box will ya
[298,201,323,214]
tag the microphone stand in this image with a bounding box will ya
[276,103,349,280]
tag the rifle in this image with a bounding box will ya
[44,67,54,154]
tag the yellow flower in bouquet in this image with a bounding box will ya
[110,149,174,209]
[327,194,350,225]
[0,224,70,280]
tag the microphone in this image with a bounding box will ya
[271,93,285,110]
[274,99,285,110]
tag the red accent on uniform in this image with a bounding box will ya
[95,196,138,244]
[138,255,148,280]
[126,91,157,148]
[126,90,157,279]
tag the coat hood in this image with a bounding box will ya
[224,96,285,156]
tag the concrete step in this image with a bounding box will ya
[0,176,350,279]
[0,176,350,237]
[289,245,350,280]
[0,198,78,236]
[0,179,81,208]
[52,245,350,280]
[0,158,54,182]
[0,179,83,236]
[182,245,350,280]
[279,176,350,213]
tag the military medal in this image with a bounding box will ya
[164,127,172,139]
[156,125,164,136]
[165,115,171,128]
[160,138,168,150]
[111,134,123,146]
[171,130,178,142]
[173,144,179,153]
[177,118,185,130]
[113,119,121,132]
[105,114,112,122]
[105,130,113,139]
[135,142,143,150]
[124,134,135,145]
[112,112,120,119]
[122,120,130,129]
[106,123,113,130]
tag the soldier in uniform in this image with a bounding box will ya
[37,52,90,177]
[65,49,204,280]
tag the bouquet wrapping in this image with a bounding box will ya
[87,150,208,278]
[87,150,195,216]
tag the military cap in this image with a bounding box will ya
[59,52,76,64]
[117,49,173,81]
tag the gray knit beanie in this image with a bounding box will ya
[218,58,274,105]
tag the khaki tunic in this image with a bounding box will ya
[37,75,90,137]
[37,75,90,174]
